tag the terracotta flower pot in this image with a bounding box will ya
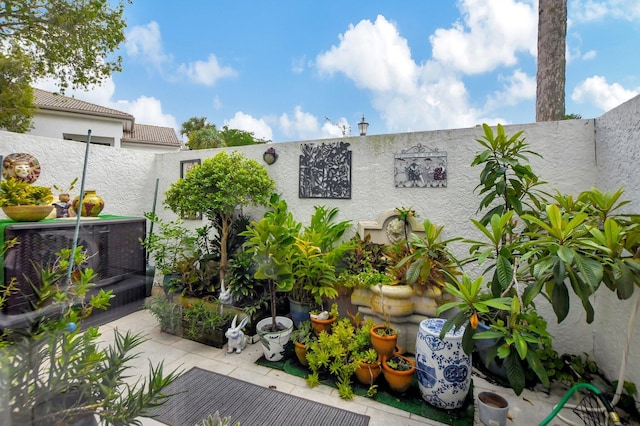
[354,358,382,386]
[370,325,398,361]
[294,341,309,366]
[382,355,416,393]
[310,315,337,336]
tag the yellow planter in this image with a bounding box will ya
[370,285,414,317]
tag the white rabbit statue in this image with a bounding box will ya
[225,314,248,354]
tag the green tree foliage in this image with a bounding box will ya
[222,126,269,146]
[180,116,209,138]
[164,151,275,284]
[181,116,267,149]
[0,0,129,131]
[188,126,225,149]
[0,52,34,132]
[0,0,128,90]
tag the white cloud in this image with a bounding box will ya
[291,55,306,74]
[212,95,222,110]
[225,112,273,141]
[571,76,639,111]
[125,22,169,68]
[570,0,640,22]
[582,50,597,60]
[313,8,530,133]
[484,69,536,110]
[429,0,537,74]
[279,106,321,140]
[316,15,418,94]
[34,77,179,131]
[115,96,178,130]
[177,54,237,86]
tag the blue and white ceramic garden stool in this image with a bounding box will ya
[415,318,471,409]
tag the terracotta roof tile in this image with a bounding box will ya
[33,88,134,121]
[122,123,181,147]
[33,88,181,148]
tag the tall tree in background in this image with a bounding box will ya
[536,0,567,121]
[0,0,129,131]
[180,116,267,149]
[0,52,34,132]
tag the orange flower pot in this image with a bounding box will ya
[294,341,309,366]
[310,315,337,336]
[382,355,415,393]
[354,358,382,386]
[370,325,398,361]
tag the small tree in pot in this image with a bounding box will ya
[164,151,275,291]
[240,194,300,360]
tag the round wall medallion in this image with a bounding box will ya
[2,153,41,183]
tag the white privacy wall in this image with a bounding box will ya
[1,95,639,392]
[591,97,640,393]
[0,131,157,217]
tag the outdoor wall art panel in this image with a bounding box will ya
[299,141,351,199]
[394,145,447,188]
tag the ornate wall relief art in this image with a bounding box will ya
[394,145,447,188]
[299,141,351,199]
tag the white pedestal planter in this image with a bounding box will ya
[415,318,471,409]
[256,316,293,362]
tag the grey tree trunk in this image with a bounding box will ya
[536,0,567,121]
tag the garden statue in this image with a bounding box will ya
[225,315,248,354]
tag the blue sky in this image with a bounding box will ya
[36,0,640,143]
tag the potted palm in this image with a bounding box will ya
[240,193,300,361]
[0,177,54,221]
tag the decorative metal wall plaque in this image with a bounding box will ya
[394,144,447,188]
[299,141,351,199]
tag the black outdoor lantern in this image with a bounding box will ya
[358,115,369,136]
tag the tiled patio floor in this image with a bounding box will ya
[98,308,633,426]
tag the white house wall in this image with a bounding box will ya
[1,95,639,394]
[29,112,124,147]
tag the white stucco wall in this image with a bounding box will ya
[1,96,639,390]
[0,131,157,218]
[591,96,640,394]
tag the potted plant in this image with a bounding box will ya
[0,176,54,221]
[51,177,78,217]
[240,193,300,361]
[351,317,382,388]
[437,124,640,396]
[164,151,275,291]
[293,319,316,366]
[381,354,416,393]
[335,233,390,316]
[288,205,352,327]
[141,212,197,295]
[0,246,181,425]
[309,303,339,336]
[369,283,399,361]
[306,317,372,400]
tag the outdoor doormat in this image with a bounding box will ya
[256,344,474,426]
[149,367,370,426]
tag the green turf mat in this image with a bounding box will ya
[255,343,474,426]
